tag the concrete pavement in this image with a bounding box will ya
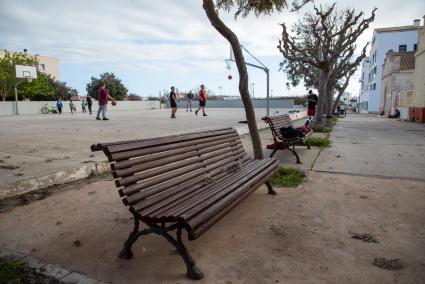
[313,114,425,180]
[0,108,305,199]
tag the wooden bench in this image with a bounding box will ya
[91,128,279,280]
[263,114,313,163]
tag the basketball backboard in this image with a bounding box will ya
[15,65,37,81]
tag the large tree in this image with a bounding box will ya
[203,0,311,159]
[86,72,128,100]
[278,4,376,126]
[0,50,39,101]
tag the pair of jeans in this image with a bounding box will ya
[96,104,107,118]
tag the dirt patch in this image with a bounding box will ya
[0,172,423,283]
[0,172,110,213]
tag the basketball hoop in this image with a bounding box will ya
[22,70,34,82]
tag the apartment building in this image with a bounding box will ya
[362,20,420,113]
[410,16,425,122]
[0,49,60,80]
[380,50,415,116]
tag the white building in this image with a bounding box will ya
[340,92,351,105]
[362,20,420,113]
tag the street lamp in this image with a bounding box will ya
[251,82,255,98]
[218,86,222,96]
[271,89,274,98]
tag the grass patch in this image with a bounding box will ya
[331,115,339,125]
[269,167,306,187]
[307,135,331,148]
[312,126,332,133]
[0,257,62,283]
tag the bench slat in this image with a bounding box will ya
[110,132,239,162]
[116,145,244,187]
[133,157,251,216]
[123,150,247,204]
[176,159,272,220]
[186,159,279,230]
[91,128,234,152]
[114,140,241,178]
[105,128,236,154]
[188,159,280,240]
[150,159,263,220]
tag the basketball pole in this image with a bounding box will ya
[13,79,26,115]
[226,45,270,116]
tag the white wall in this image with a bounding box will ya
[0,101,160,116]
[365,29,418,112]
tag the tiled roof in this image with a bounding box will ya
[400,51,415,70]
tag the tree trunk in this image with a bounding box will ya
[202,0,263,159]
[315,70,328,126]
[332,90,344,114]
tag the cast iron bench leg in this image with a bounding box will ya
[305,140,311,149]
[119,217,140,259]
[159,227,204,280]
[265,181,276,195]
[289,145,301,164]
[269,147,278,158]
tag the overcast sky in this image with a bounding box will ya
[1,0,424,98]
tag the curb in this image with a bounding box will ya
[0,245,107,284]
[0,161,110,200]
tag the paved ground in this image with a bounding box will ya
[0,114,424,283]
[0,108,296,197]
[313,114,425,180]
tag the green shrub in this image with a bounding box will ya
[307,135,331,148]
[0,258,26,283]
[269,167,306,187]
[312,126,332,133]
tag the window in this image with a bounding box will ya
[399,45,407,52]
[414,44,418,51]
[39,64,45,71]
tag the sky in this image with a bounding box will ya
[1,0,424,98]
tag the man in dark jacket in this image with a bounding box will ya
[86,95,93,115]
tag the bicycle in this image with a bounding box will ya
[41,103,57,114]
[337,108,347,118]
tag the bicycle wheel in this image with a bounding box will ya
[41,107,49,114]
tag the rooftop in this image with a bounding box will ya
[375,25,420,33]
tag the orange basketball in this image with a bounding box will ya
[111,101,117,106]
[228,75,232,80]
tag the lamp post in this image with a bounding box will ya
[218,85,222,96]
[251,83,255,98]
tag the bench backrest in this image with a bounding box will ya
[263,114,293,141]
[91,128,249,209]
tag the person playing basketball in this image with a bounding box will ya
[195,84,207,116]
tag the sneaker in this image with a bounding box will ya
[96,117,101,120]
[103,117,109,120]
[203,113,208,116]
